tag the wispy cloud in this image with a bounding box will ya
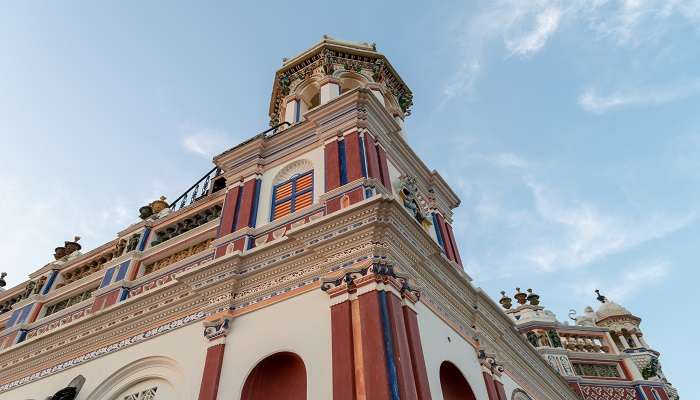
[573,260,670,302]
[443,0,700,102]
[525,180,694,271]
[506,6,562,56]
[578,78,700,112]
[182,129,233,158]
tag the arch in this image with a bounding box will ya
[512,388,534,400]
[86,356,186,400]
[337,71,368,94]
[298,82,321,112]
[241,352,306,400]
[273,159,313,184]
[439,361,476,400]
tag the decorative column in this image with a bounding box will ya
[479,351,500,400]
[492,364,508,400]
[638,333,650,349]
[617,332,630,350]
[630,332,643,349]
[198,313,233,400]
[321,263,430,400]
[320,79,340,104]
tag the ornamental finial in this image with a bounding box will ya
[595,289,607,303]
[0,272,6,287]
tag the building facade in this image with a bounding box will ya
[0,37,675,400]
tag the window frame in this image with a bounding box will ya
[270,170,314,221]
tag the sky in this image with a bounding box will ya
[1,0,698,395]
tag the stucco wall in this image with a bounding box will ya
[217,289,332,400]
[1,321,205,400]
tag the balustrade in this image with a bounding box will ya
[142,238,214,276]
[149,205,221,247]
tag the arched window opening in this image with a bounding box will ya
[439,361,476,400]
[512,389,534,400]
[299,83,321,114]
[339,77,362,94]
[241,352,306,400]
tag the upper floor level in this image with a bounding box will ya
[0,38,464,354]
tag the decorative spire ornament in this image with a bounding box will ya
[499,291,512,309]
[527,288,540,306]
[595,289,607,303]
[514,288,528,305]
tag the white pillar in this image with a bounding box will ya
[284,98,300,125]
[371,88,385,105]
[320,82,340,105]
[631,333,643,348]
[617,333,630,350]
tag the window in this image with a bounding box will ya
[271,171,313,221]
[572,362,621,378]
[44,288,95,317]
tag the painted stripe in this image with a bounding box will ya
[115,261,130,282]
[432,213,445,249]
[338,139,348,185]
[378,290,401,400]
[100,267,116,288]
[358,133,368,178]
[250,179,262,228]
[41,270,59,295]
[138,228,151,252]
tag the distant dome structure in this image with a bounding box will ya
[596,301,633,321]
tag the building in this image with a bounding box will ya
[0,37,675,400]
[499,289,677,400]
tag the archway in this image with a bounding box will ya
[85,356,185,400]
[440,361,476,400]
[241,352,306,400]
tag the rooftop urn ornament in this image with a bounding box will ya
[527,288,540,306]
[499,291,512,309]
[0,272,6,288]
[138,204,154,220]
[514,288,528,305]
[595,289,607,303]
[64,236,81,255]
[150,196,169,214]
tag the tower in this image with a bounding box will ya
[0,37,580,400]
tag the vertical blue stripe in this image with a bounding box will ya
[358,134,368,178]
[115,261,130,281]
[232,185,243,232]
[18,305,32,324]
[250,179,261,228]
[338,139,348,185]
[294,100,301,123]
[7,309,22,328]
[119,288,130,302]
[378,290,401,400]
[16,330,28,344]
[432,213,445,250]
[138,228,151,251]
[41,270,58,295]
[101,267,116,288]
[365,187,373,199]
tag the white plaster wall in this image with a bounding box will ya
[255,146,325,228]
[500,372,528,400]
[217,290,332,400]
[387,158,401,197]
[416,302,490,400]
[1,322,206,400]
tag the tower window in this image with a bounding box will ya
[271,171,313,221]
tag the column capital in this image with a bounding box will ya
[203,312,233,344]
[320,262,420,303]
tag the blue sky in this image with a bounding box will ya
[1,1,698,394]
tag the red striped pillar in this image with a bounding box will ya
[444,223,463,267]
[377,145,391,189]
[217,185,241,238]
[435,213,455,261]
[322,264,431,400]
[493,375,508,400]
[198,313,233,400]
[343,132,365,182]
[235,178,259,229]
[479,351,503,400]
[325,139,341,191]
[364,133,381,181]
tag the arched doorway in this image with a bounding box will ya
[241,352,306,400]
[440,361,476,400]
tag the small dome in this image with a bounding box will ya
[596,301,632,321]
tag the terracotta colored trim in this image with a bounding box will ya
[331,301,356,400]
[363,133,381,181]
[403,306,432,400]
[217,186,241,238]
[344,132,364,182]
[358,291,392,400]
[386,294,419,400]
[27,303,43,324]
[325,140,341,191]
[445,223,462,267]
[482,372,499,400]
[494,379,507,400]
[235,179,258,230]
[377,145,392,190]
[198,343,226,400]
[351,299,367,399]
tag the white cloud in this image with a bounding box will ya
[182,129,232,158]
[506,6,562,56]
[525,180,694,271]
[578,79,700,112]
[573,260,670,302]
